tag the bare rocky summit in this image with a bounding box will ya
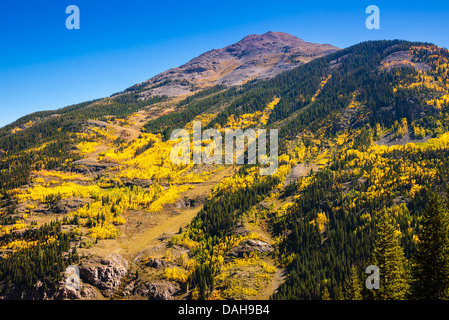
[131,31,339,98]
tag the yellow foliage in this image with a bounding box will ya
[164,267,189,283]
[170,233,200,250]
[90,126,117,141]
[184,114,218,133]
[221,285,258,298]
[0,220,27,236]
[100,132,160,162]
[336,132,349,146]
[68,184,163,238]
[14,183,102,203]
[36,170,88,181]
[211,168,258,197]
[310,212,329,233]
[112,216,126,225]
[311,75,332,102]
[1,239,37,251]
[276,202,295,217]
[147,185,193,212]
[77,141,100,155]
[215,96,279,130]
[413,125,426,139]
[208,290,222,300]
[89,223,119,240]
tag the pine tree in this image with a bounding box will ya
[412,194,449,300]
[345,265,362,300]
[371,209,410,300]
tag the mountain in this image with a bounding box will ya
[127,31,339,97]
[1,35,449,301]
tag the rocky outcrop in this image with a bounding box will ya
[56,282,99,300]
[144,257,169,269]
[49,198,91,214]
[122,178,153,188]
[0,266,100,300]
[132,280,180,300]
[381,50,431,72]
[78,254,129,297]
[226,239,273,259]
[175,196,205,209]
[70,159,117,175]
[234,221,250,236]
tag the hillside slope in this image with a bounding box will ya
[1,37,449,300]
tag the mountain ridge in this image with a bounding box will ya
[127,31,339,97]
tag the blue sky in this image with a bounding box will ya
[1,0,448,127]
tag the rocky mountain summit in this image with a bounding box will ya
[130,31,339,97]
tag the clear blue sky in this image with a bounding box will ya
[1,0,448,127]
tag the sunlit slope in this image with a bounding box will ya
[1,39,449,299]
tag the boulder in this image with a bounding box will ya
[144,258,168,269]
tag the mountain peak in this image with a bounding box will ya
[133,32,339,98]
[239,31,305,43]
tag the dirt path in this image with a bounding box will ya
[254,265,286,300]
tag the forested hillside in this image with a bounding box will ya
[2,38,449,300]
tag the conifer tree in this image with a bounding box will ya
[412,194,449,300]
[371,209,410,300]
[335,283,345,300]
[345,265,362,300]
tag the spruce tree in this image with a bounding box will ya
[335,283,345,300]
[371,209,410,300]
[345,265,362,300]
[412,194,449,300]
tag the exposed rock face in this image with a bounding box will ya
[226,239,274,259]
[0,266,100,300]
[133,280,180,300]
[381,50,431,72]
[122,178,153,188]
[234,221,250,236]
[79,255,129,297]
[70,159,117,175]
[175,196,204,209]
[144,257,169,269]
[50,198,91,214]
[130,31,339,97]
[56,282,99,300]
